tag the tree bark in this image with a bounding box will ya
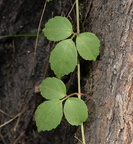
[81,0,133,144]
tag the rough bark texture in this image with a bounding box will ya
[0,0,132,144]
[81,0,133,144]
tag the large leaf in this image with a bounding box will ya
[40,77,66,99]
[35,100,63,131]
[76,32,100,60]
[43,16,73,41]
[64,97,88,126]
[49,39,77,78]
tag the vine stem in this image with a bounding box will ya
[77,60,86,144]
[76,0,80,34]
[77,60,81,99]
[76,0,86,144]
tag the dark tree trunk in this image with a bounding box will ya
[0,0,132,144]
[79,0,133,144]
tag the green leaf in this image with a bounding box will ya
[49,39,77,78]
[64,97,88,126]
[43,16,73,41]
[35,100,63,131]
[40,77,66,99]
[76,32,100,60]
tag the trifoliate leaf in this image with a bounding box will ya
[76,32,100,60]
[40,77,66,99]
[35,100,63,131]
[49,39,77,78]
[64,97,88,126]
[43,16,73,41]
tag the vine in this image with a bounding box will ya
[35,1,100,144]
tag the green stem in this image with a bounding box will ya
[81,123,86,144]
[61,93,77,102]
[77,58,86,144]
[76,0,86,144]
[76,0,80,33]
[77,59,81,99]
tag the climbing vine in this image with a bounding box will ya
[35,1,100,144]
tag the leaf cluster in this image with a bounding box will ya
[35,16,100,131]
[43,16,100,78]
[35,77,88,131]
